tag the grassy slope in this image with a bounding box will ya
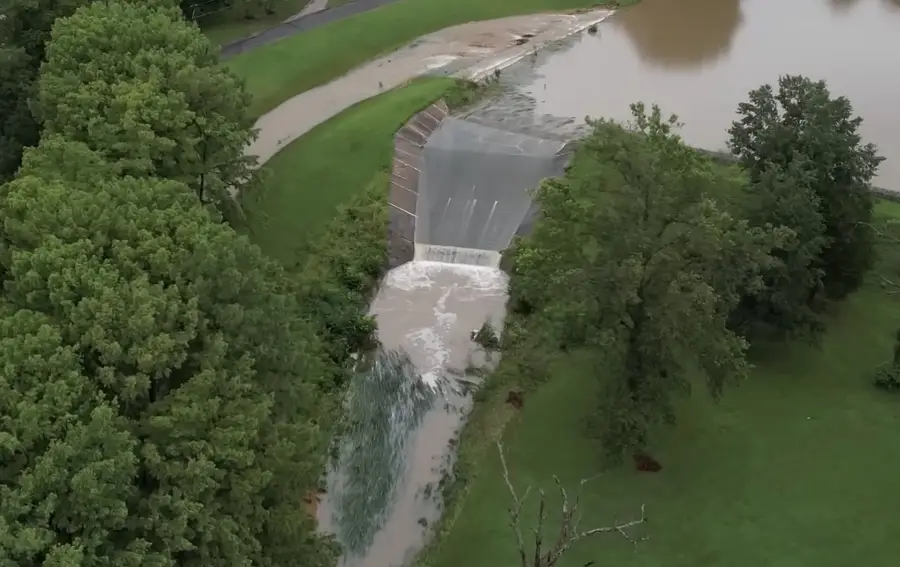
[200,0,310,47]
[240,76,454,266]
[227,0,633,117]
[421,201,900,567]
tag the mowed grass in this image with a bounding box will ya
[240,76,454,266]
[227,0,635,117]
[423,202,900,567]
[199,0,310,47]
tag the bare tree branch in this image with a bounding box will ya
[858,221,900,292]
[498,439,531,567]
[496,441,648,567]
[859,221,900,244]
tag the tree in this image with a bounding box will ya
[36,0,258,211]
[728,75,884,300]
[0,0,96,180]
[728,158,829,340]
[509,104,783,459]
[0,138,338,566]
[0,47,40,180]
[496,441,647,567]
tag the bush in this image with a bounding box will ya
[297,173,390,367]
[873,365,900,392]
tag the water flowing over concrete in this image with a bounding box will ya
[318,262,508,567]
[518,0,900,188]
[245,10,612,165]
[413,244,502,268]
[415,117,569,252]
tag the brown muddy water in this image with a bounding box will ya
[307,2,900,566]
[519,0,900,188]
[318,261,507,567]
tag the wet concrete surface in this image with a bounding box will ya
[416,117,568,251]
[246,10,612,165]
[515,0,900,188]
[319,262,508,567]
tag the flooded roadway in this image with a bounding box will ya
[521,0,900,187]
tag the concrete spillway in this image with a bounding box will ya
[415,117,569,254]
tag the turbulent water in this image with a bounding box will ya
[318,261,508,567]
[414,244,502,268]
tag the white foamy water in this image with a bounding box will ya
[322,260,508,567]
[413,243,502,268]
[379,261,508,387]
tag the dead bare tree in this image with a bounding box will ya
[859,220,900,293]
[496,440,647,567]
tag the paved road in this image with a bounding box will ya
[220,0,401,59]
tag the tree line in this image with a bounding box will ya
[1,1,376,565]
[504,76,885,460]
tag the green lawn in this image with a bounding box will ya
[420,203,900,567]
[200,0,309,47]
[240,77,454,266]
[227,0,632,117]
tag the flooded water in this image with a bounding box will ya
[521,0,900,188]
[319,261,508,567]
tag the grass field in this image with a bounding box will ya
[417,201,900,567]
[199,0,309,47]
[227,0,634,117]
[240,77,455,266]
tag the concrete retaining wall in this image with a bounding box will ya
[387,100,449,268]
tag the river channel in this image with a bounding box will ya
[312,1,900,566]
[520,0,900,187]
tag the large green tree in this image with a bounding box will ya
[509,105,783,458]
[728,158,829,340]
[728,75,884,301]
[0,0,96,180]
[36,0,257,210]
[0,138,337,567]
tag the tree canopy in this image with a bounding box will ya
[37,0,257,210]
[729,75,884,302]
[0,1,342,564]
[0,138,338,566]
[507,105,784,458]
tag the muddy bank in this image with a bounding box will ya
[319,262,508,567]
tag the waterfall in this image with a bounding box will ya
[414,243,502,268]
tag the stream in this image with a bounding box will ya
[278,1,900,566]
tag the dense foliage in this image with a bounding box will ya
[37,1,258,213]
[505,84,884,458]
[507,105,785,458]
[0,1,349,565]
[0,138,338,565]
[729,75,884,307]
[0,0,94,180]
